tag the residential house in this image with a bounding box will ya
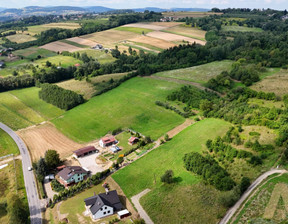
[73,146,99,158]
[128,136,139,145]
[99,136,117,148]
[84,190,123,220]
[57,166,88,187]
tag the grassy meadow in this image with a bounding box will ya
[162,25,206,41]
[222,26,263,32]
[0,87,63,130]
[14,47,57,60]
[0,160,27,224]
[114,26,153,34]
[35,55,82,68]
[6,34,36,43]
[27,22,80,35]
[52,77,185,142]
[0,129,19,157]
[76,49,116,64]
[154,60,233,84]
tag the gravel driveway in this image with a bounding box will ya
[77,152,104,174]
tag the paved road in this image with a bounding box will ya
[219,169,287,224]
[0,122,42,224]
[131,189,154,224]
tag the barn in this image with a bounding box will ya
[73,146,99,158]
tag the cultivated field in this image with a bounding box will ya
[52,77,185,143]
[0,129,19,157]
[233,173,288,224]
[17,122,83,161]
[67,37,98,47]
[222,25,263,32]
[128,35,176,49]
[251,69,288,96]
[27,22,80,35]
[0,87,63,130]
[163,25,206,41]
[121,23,167,31]
[146,31,206,45]
[6,34,36,43]
[112,118,231,223]
[82,29,139,47]
[154,60,233,84]
[114,26,153,34]
[57,73,127,99]
[40,41,83,53]
[14,47,56,59]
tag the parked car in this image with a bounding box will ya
[28,166,32,171]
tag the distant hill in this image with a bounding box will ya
[0,7,6,12]
[133,7,168,13]
[85,6,114,13]
[170,8,210,12]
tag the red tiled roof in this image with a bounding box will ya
[75,63,81,67]
[102,136,116,144]
[129,137,139,143]
[73,146,97,157]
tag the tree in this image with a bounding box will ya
[240,177,250,194]
[161,170,174,184]
[117,157,124,165]
[7,193,29,224]
[45,149,61,169]
[164,134,170,141]
[36,157,47,178]
[46,61,52,67]
[12,70,18,77]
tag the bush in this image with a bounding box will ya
[51,180,65,192]
[240,177,250,194]
[161,170,174,184]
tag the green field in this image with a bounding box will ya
[6,34,36,43]
[154,60,233,84]
[0,87,63,130]
[233,173,288,224]
[59,39,89,48]
[112,119,231,223]
[35,55,82,68]
[76,49,116,64]
[14,47,57,60]
[114,26,153,34]
[0,129,19,157]
[222,26,263,32]
[248,98,284,109]
[27,22,80,35]
[52,77,185,142]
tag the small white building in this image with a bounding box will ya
[84,190,123,220]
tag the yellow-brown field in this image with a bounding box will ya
[40,41,83,53]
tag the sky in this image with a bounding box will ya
[0,0,287,10]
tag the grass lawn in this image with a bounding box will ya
[59,39,89,49]
[114,131,135,155]
[34,55,82,68]
[154,60,233,84]
[76,49,116,64]
[14,47,57,60]
[0,129,19,157]
[0,87,63,130]
[27,23,80,35]
[0,160,27,224]
[52,77,185,143]
[6,34,36,43]
[222,26,263,32]
[114,27,153,34]
[112,118,231,198]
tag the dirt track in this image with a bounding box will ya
[17,122,84,161]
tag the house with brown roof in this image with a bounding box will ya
[84,190,123,220]
[73,146,99,158]
[57,166,88,187]
[99,136,117,148]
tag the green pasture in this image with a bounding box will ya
[0,129,19,157]
[76,49,116,64]
[114,26,153,34]
[52,77,185,142]
[14,47,56,60]
[35,55,82,68]
[222,26,263,32]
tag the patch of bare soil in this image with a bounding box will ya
[17,122,84,161]
[67,37,98,47]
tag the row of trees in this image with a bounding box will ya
[39,84,85,110]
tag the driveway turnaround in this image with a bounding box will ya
[77,152,104,174]
[219,169,287,224]
[131,189,154,224]
[0,122,42,224]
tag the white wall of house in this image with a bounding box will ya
[99,140,104,148]
[92,205,114,219]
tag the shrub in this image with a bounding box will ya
[161,170,174,184]
[51,180,65,192]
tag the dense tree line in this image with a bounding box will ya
[0,74,35,92]
[183,152,235,191]
[155,101,195,118]
[39,83,84,110]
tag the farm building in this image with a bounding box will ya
[99,136,118,148]
[128,136,139,145]
[84,190,123,220]
[73,146,99,158]
[57,166,89,187]
[117,209,130,219]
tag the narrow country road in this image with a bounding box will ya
[0,122,42,224]
[131,189,154,224]
[219,169,287,224]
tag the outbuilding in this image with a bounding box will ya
[73,146,99,158]
[117,209,130,219]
